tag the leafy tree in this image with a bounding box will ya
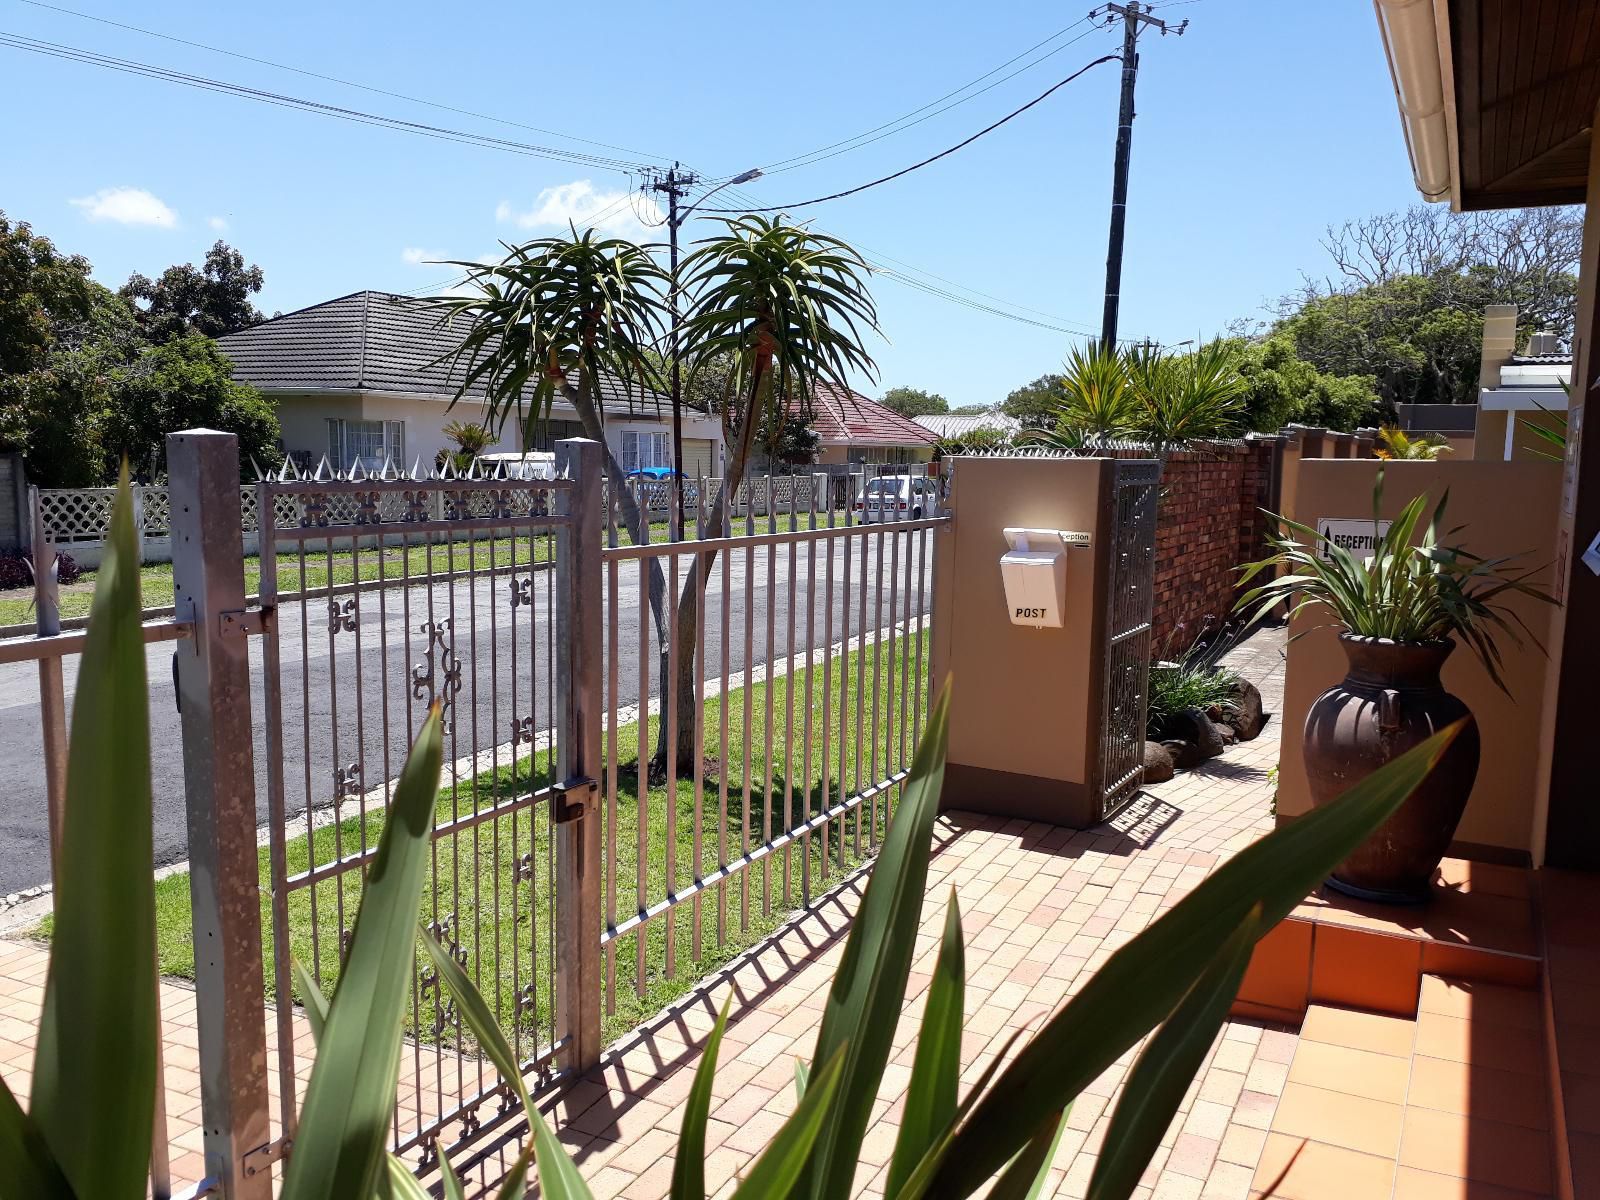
[934,426,1011,457]
[120,240,266,340]
[760,413,822,466]
[948,403,992,416]
[1230,335,1379,432]
[880,385,947,417]
[999,373,1065,428]
[101,336,281,479]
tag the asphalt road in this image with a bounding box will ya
[0,528,934,894]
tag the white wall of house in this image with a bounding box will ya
[271,391,724,476]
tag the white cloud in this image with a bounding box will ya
[69,186,178,228]
[495,180,664,243]
[401,246,448,266]
[207,215,229,232]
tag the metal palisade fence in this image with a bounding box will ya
[16,435,941,1196]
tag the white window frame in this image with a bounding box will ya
[327,418,405,472]
[620,428,670,473]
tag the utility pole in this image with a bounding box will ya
[650,163,698,531]
[1094,1,1186,350]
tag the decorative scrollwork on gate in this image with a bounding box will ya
[512,715,535,747]
[411,619,463,724]
[300,491,330,528]
[509,575,535,608]
[402,488,430,523]
[333,762,362,799]
[516,852,534,883]
[514,982,537,1024]
[327,596,358,634]
[354,489,380,525]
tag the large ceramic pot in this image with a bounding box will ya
[1302,635,1481,903]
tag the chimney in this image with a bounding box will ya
[1527,329,1563,356]
[1478,304,1518,390]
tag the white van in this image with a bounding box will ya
[853,475,943,522]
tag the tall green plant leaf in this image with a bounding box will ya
[420,928,593,1200]
[730,1049,848,1200]
[801,684,951,1198]
[0,1081,71,1200]
[281,705,444,1200]
[672,999,731,1200]
[986,1108,1068,1200]
[924,723,1461,1197]
[28,467,156,1199]
[886,891,964,1199]
[1086,908,1262,1200]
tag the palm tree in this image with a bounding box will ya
[435,418,497,473]
[430,229,674,699]
[660,216,880,770]
[1375,426,1453,460]
[1022,340,1135,451]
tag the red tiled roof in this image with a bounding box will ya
[791,381,937,447]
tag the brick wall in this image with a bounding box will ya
[1115,440,1282,656]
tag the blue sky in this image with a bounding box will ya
[2,0,1421,408]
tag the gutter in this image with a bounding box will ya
[1374,0,1458,206]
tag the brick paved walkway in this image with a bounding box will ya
[0,629,1291,1199]
[500,629,1293,1198]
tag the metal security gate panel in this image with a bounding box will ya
[1096,459,1160,820]
[256,472,575,1170]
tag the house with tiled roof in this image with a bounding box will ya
[793,382,937,465]
[218,290,722,476]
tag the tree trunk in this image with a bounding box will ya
[558,377,672,753]
[653,365,770,773]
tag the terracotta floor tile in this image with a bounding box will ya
[1217,1123,1267,1167]
[1309,925,1422,1016]
[1287,1039,1411,1105]
[1408,1055,1548,1130]
[1397,1107,1552,1193]
[1299,1005,1417,1059]
[1391,1166,1546,1200]
[1417,976,1542,1032]
[1270,1081,1404,1158]
[1413,1011,1544,1078]
[1250,1132,1396,1200]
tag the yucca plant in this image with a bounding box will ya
[1374,426,1451,460]
[2,473,1463,1200]
[1126,339,1247,450]
[1236,469,1555,691]
[1023,340,1137,451]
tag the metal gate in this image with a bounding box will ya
[1095,458,1162,819]
[255,462,584,1171]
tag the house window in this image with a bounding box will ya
[620,429,670,473]
[327,419,404,472]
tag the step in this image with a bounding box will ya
[1250,981,1555,1199]
[1232,857,1541,1026]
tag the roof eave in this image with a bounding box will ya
[1375,0,1462,208]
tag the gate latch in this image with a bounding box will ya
[219,605,273,639]
[554,777,597,825]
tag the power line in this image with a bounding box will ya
[755,21,1106,177]
[15,0,671,164]
[0,31,649,172]
[700,55,1119,213]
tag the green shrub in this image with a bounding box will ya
[1146,619,1240,738]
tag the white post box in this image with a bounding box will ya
[1000,528,1090,628]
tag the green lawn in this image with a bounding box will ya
[56,629,926,1051]
[0,514,816,626]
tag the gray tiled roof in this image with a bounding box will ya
[217,291,668,416]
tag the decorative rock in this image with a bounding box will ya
[1143,740,1175,784]
[1166,706,1226,761]
[1227,678,1268,740]
[1162,738,1206,770]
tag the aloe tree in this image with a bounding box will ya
[660,215,880,771]
[431,230,674,698]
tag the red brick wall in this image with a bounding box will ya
[1112,441,1280,656]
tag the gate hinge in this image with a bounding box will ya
[242,1136,289,1177]
[554,777,597,825]
[219,605,273,639]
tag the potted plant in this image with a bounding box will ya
[1237,471,1555,902]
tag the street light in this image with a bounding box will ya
[657,166,763,531]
